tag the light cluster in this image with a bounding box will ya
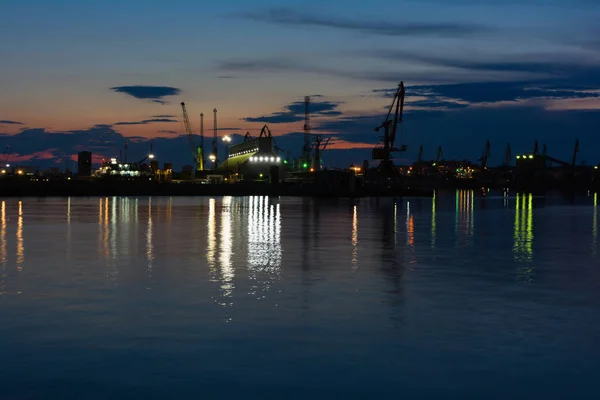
[230,148,259,158]
[249,156,281,163]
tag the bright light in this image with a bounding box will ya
[149,154,155,159]
[249,157,254,161]
[222,136,231,142]
[276,157,281,162]
[516,155,521,159]
[259,156,264,162]
[17,170,23,175]
[209,154,216,162]
[5,164,9,167]
[528,155,533,159]
[595,166,599,170]
[310,168,314,172]
[259,173,263,178]
[110,158,117,164]
[1,170,5,174]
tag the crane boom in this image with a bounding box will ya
[180,102,202,174]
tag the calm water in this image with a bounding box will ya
[0,192,599,399]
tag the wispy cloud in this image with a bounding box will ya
[216,58,484,84]
[0,120,24,125]
[239,8,492,37]
[113,118,178,126]
[110,85,182,104]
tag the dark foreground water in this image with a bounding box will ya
[0,192,599,399]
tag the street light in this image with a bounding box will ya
[209,154,216,169]
[148,153,155,159]
[222,136,231,158]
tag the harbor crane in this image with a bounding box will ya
[480,140,491,169]
[180,102,203,177]
[436,146,443,163]
[373,81,406,174]
[311,135,332,171]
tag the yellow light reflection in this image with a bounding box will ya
[406,202,414,247]
[146,198,154,276]
[431,191,437,248]
[456,189,474,245]
[16,201,24,271]
[219,196,234,301]
[513,193,534,278]
[247,196,281,297]
[351,205,358,270]
[207,198,217,272]
[0,201,6,267]
[67,197,71,224]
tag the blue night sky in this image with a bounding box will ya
[1,0,599,169]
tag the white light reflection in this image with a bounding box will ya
[207,198,217,273]
[431,192,437,248]
[219,196,234,304]
[107,196,118,279]
[351,205,358,270]
[247,196,281,298]
[16,201,24,271]
[66,197,71,261]
[593,193,597,256]
[146,198,154,277]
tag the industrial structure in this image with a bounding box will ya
[2,80,600,195]
[372,81,406,175]
[217,125,283,181]
[77,151,92,176]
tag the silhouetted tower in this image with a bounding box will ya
[212,108,218,166]
[303,96,311,166]
[533,140,539,155]
[572,138,579,166]
[77,151,92,176]
[503,143,512,166]
[200,113,205,170]
[481,140,490,169]
[436,146,443,162]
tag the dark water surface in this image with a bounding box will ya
[1,192,599,399]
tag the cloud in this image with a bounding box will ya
[110,85,181,104]
[216,58,528,85]
[113,118,178,126]
[240,8,492,37]
[152,114,176,118]
[158,130,180,135]
[367,49,600,88]
[0,120,24,125]
[244,100,342,123]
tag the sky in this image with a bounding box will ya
[1,0,600,170]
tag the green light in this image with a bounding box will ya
[303,163,308,168]
[283,160,288,164]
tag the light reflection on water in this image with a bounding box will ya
[0,192,599,398]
